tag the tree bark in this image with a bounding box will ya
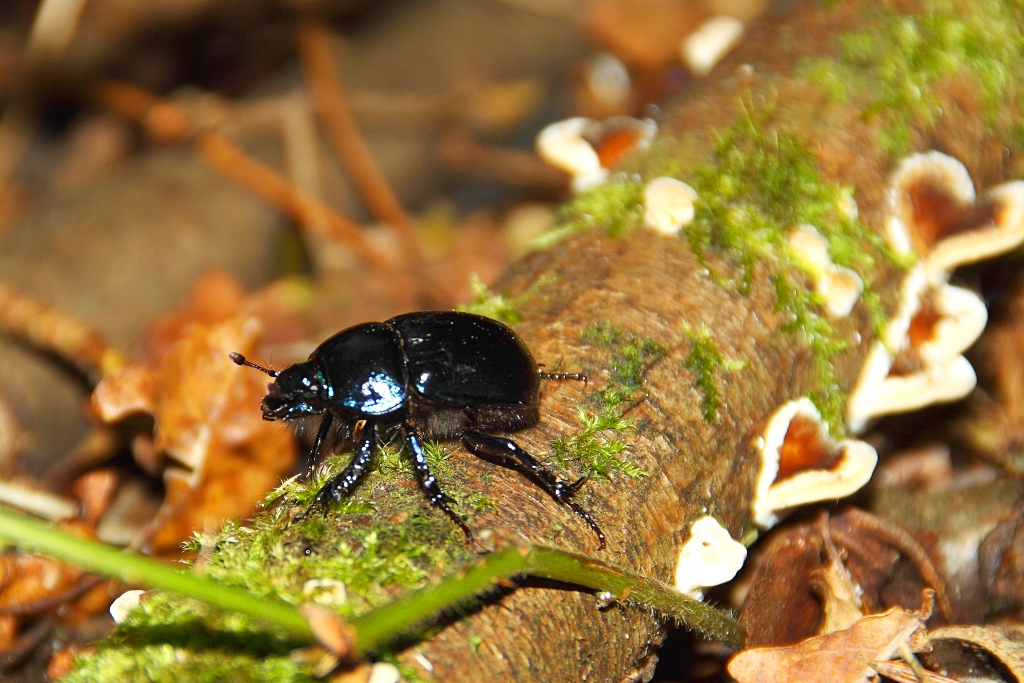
[394,0,1024,680]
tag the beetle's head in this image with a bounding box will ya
[229,353,328,422]
[260,362,328,421]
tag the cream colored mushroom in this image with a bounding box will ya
[368,662,401,683]
[674,516,747,599]
[644,177,698,235]
[786,223,864,318]
[682,16,745,76]
[845,265,988,433]
[109,589,146,624]
[817,269,864,318]
[886,151,975,256]
[535,116,656,193]
[753,397,877,528]
[885,151,1024,284]
[535,117,605,193]
[928,180,1024,282]
[912,281,988,366]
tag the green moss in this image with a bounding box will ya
[545,324,663,480]
[457,274,523,325]
[580,323,666,410]
[532,181,644,249]
[682,103,890,290]
[457,273,559,326]
[674,104,897,434]
[803,0,1024,156]
[773,273,848,433]
[579,321,622,347]
[550,407,647,479]
[63,592,312,683]
[70,437,483,681]
[683,324,747,422]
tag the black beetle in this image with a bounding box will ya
[231,311,604,548]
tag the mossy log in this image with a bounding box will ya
[67,0,1024,681]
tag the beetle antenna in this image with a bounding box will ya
[229,352,279,377]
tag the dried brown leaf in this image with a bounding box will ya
[144,315,295,554]
[92,272,300,555]
[92,365,157,422]
[728,604,928,683]
[151,315,262,468]
[143,270,247,361]
[72,469,118,526]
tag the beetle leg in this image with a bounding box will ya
[565,475,590,496]
[404,422,472,539]
[308,413,335,478]
[311,418,376,510]
[539,371,588,388]
[462,431,605,549]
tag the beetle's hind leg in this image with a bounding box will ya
[310,418,376,512]
[462,431,605,549]
[403,422,472,539]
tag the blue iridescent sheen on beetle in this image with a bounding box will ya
[231,311,604,548]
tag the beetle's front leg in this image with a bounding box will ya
[307,413,335,478]
[462,430,605,549]
[404,422,472,538]
[311,418,375,511]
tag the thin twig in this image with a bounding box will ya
[0,575,104,617]
[349,542,744,653]
[0,614,55,671]
[0,480,78,521]
[93,81,399,274]
[834,508,952,621]
[898,641,930,682]
[298,23,420,253]
[0,281,126,383]
[195,133,399,273]
[93,81,191,144]
[0,507,315,642]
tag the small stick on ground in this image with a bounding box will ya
[831,508,952,621]
[196,133,399,273]
[0,281,125,383]
[299,23,447,302]
[94,81,400,275]
[437,129,571,190]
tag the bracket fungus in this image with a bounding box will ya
[786,223,864,318]
[845,270,987,433]
[844,149,1024,432]
[681,15,745,77]
[886,151,1024,285]
[752,398,877,528]
[535,116,656,193]
[643,177,698,235]
[109,589,145,625]
[673,516,747,599]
